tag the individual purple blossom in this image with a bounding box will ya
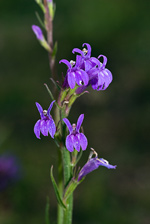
[59,55,89,89]
[78,149,116,181]
[72,43,99,71]
[0,155,20,191]
[32,25,44,41]
[63,114,88,152]
[34,101,56,139]
[88,54,113,91]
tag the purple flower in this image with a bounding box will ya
[88,55,113,91]
[63,114,88,152]
[72,43,99,71]
[34,101,56,139]
[32,25,44,41]
[78,149,116,181]
[59,55,89,89]
[0,155,20,191]
[71,43,113,92]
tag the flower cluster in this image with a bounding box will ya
[60,43,113,92]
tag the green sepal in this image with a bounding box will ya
[35,0,45,13]
[47,2,54,20]
[54,135,60,147]
[50,166,66,209]
[68,94,77,107]
[44,83,61,109]
[45,196,50,224]
[52,41,58,59]
[72,150,83,167]
[35,11,45,29]
[60,89,70,103]
[40,39,51,52]
[68,90,89,107]
[50,78,61,91]
[63,178,79,202]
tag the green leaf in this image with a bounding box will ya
[50,166,66,209]
[45,197,50,224]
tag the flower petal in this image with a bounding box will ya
[59,59,72,70]
[47,100,55,117]
[98,55,107,69]
[82,43,91,58]
[75,55,83,68]
[76,114,84,132]
[72,135,80,152]
[78,158,99,181]
[34,119,41,139]
[66,134,74,152]
[75,72,82,86]
[63,118,73,133]
[48,118,56,138]
[79,133,88,151]
[35,102,44,119]
[80,70,89,86]
[97,158,117,169]
[68,72,76,89]
[78,157,116,181]
[40,120,49,136]
[72,48,84,57]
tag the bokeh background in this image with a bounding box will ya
[0,0,150,223]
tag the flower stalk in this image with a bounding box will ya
[32,1,116,224]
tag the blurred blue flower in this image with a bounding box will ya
[63,114,88,152]
[34,101,56,139]
[0,155,20,191]
[78,148,116,181]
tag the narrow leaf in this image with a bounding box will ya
[45,197,50,224]
[50,166,66,209]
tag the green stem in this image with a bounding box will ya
[57,149,64,224]
[62,147,73,224]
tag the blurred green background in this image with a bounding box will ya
[0,0,150,223]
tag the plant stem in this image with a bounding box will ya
[57,148,64,224]
[44,0,57,81]
[62,147,73,224]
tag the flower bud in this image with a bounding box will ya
[32,25,51,52]
[32,25,44,41]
